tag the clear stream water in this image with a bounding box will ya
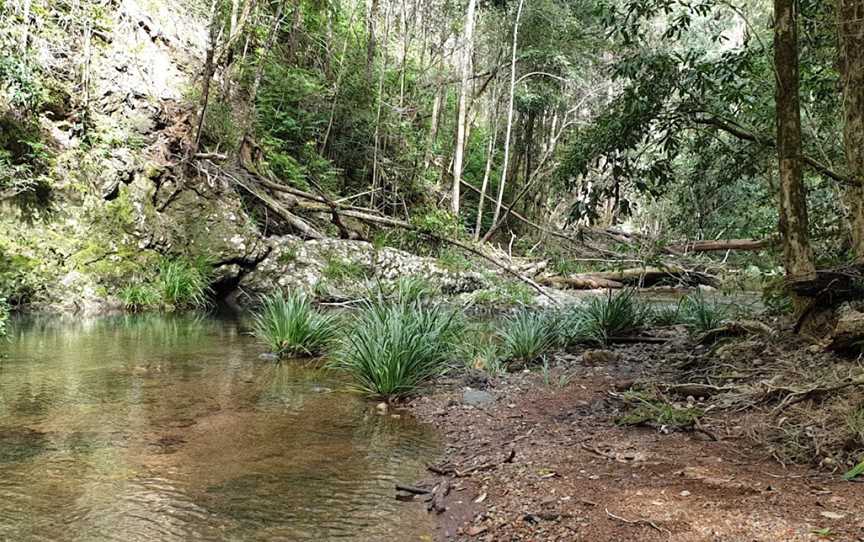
[0,315,438,542]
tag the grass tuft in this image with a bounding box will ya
[156,258,213,309]
[499,310,557,366]
[331,298,463,398]
[119,283,160,312]
[679,290,727,333]
[562,289,650,346]
[253,291,339,357]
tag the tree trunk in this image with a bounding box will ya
[475,86,500,241]
[489,0,525,230]
[238,0,284,150]
[194,0,222,154]
[20,0,31,53]
[838,0,864,260]
[774,0,816,290]
[365,0,380,83]
[451,0,478,216]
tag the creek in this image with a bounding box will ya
[0,314,438,541]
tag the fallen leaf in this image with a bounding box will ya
[474,492,488,504]
[820,511,846,520]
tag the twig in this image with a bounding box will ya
[605,508,671,535]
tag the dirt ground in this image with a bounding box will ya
[403,342,864,542]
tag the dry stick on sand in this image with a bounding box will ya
[605,508,671,536]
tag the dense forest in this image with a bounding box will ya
[4,0,864,539]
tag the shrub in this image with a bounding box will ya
[679,291,727,333]
[562,289,650,346]
[331,299,463,398]
[499,310,557,366]
[252,291,339,357]
[156,258,212,309]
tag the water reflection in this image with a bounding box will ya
[0,314,438,541]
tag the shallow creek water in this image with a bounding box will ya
[0,315,438,542]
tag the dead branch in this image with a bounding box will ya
[605,508,670,535]
[772,374,864,412]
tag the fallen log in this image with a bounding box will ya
[206,160,558,303]
[668,239,774,253]
[217,167,325,240]
[571,267,718,288]
[427,479,450,514]
[538,275,625,290]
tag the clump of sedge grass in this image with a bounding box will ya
[156,257,212,309]
[498,310,557,366]
[253,291,339,357]
[562,289,650,346]
[119,283,161,312]
[330,298,463,398]
[679,290,727,333]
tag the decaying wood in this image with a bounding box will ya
[538,275,625,290]
[205,159,556,302]
[570,267,718,288]
[698,320,775,345]
[427,479,450,514]
[210,164,325,239]
[395,483,431,495]
[668,239,774,253]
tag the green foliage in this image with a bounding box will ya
[562,289,650,346]
[679,291,726,333]
[465,279,535,308]
[119,283,160,312]
[651,303,683,327]
[499,310,557,366]
[322,252,367,282]
[252,291,339,357]
[0,297,9,338]
[437,248,472,272]
[762,275,793,316]
[381,276,439,304]
[156,258,213,310]
[118,257,212,312]
[0,247,41,306]
[616,390,703,428]
[844,460,864,481]
[331,298,464,398]
[459,335,507,376]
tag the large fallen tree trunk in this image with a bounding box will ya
[537,276,625,290]
[668,239,774,253]
[569,267,719,288]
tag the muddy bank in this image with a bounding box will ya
[404,339,864,542]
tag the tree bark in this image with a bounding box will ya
[194,0,222,154]
[451,0,478,216]
[489,0,525,229]
[475,87,500,240]
[773,0,816,288]
[20,0,31,53]
[838,0,864,260]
